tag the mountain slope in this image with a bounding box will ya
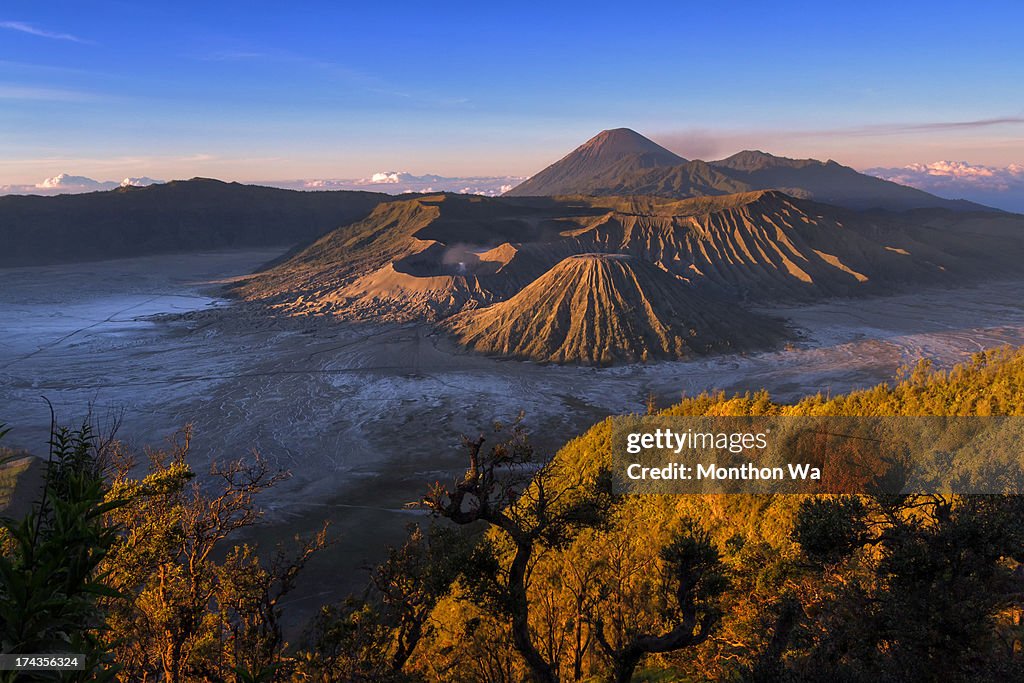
[571,159,752,199]
[504,128,685,197]
[505,129,997,212]
[0,179,391,266]
[242,190,1024,327]
[237,193,605,320]
[561,191,966,299]
[709,151,994,211]
[444,253,787,364]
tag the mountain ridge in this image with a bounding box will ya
[240,190,1024,333]
[0,179,393,266]
[505,129,998,212]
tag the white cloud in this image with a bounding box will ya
[0,20,87,43]
[120,176,162,187]
[865,161,1024,212]
[0,173,163,196]
[36,173,114,191]
[265,173,525,197]
[867,161,1023,189]
[369,171,408,184]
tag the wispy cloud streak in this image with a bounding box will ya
[0,20,88,43]
[842,117,1024,136]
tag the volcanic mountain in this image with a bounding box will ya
[239,194,607,320]
[504,128,686,197]
[505,129,996,212]
[443,253,787,364]
[241,190,1024,329]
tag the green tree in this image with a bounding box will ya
[100,426,327,682]
[293,522,472,682]
[0,422,125,682]
[792,493,1024,681]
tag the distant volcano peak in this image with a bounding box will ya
[504,128,685,197]
[577,128,679,158]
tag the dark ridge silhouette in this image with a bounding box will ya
[0,178,392,266]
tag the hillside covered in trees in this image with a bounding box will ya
[3,348,1024,681]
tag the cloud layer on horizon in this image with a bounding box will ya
[865,161,1024,212]
[259,172,524,196]
[0,173,162,195]
[0,172,524,198]
[7,164,1022,213]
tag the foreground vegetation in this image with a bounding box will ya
[3,348,1024,681]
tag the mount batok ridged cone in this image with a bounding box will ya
[443,253,787,365]
[504,128,686,197]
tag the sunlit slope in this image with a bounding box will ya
[242,190,1021,313]
[237,190,1024,362]
[562,191,964,299]
[0,451,43,519]
[236,194,598,320]
[444,253,787,364]
[416,347,1024,680]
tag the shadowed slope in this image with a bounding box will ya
[505,129,997,212]
[577,159,750,198]
[0,179,391,266]
[708,151,994,211]
[444,253,787,364]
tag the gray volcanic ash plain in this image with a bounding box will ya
[4,250,1024,625]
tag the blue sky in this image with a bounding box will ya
[1,1,1023,184]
